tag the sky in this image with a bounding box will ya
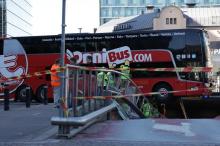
[32,0,99,35]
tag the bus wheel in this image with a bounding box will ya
[36,85,46,103]
[15,85,32,102]
[153,83,173,103]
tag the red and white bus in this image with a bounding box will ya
[0,28,212,102]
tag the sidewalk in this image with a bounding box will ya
[0,103,57,143]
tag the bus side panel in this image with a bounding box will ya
[23,54,60,100]
[133,78,188,97]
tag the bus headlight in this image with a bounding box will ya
[190,87,199,91]
[205,83,210,87]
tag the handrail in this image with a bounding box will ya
[51,102,117,126]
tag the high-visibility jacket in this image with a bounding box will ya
[97,71,107,87]
[141,102,152,118]
[121,65,130,80]
[106,72,114,87]
[51,64,61,87]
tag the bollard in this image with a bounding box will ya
[26,87,31,108]
[43,85,48,105]
[4,88,10,111]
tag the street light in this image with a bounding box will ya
[78,27,82,33]
[60,0,66,117]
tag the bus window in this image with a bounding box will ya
[185,31,203,64]
[168,34,185,50]
[20,37,59,54]
[137,36,172,50]
[85,42,95,52]
[66,42,86,53]
[96,41,110,52]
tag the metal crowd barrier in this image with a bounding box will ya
[51,64,151,137]
[212,74,220,92]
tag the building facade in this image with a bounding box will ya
[0,0,32,37]
[100,0,220,25]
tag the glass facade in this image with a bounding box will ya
[0,0,32,37]
[100,0,220,24]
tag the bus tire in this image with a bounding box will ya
[153,83,173,103]
[36,85,47,103]
[15,85,32,102]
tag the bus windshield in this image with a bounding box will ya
[177,30,211,82]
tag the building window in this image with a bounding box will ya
[128,0,133,5]
[174,18,177,24]
[140,0,146,5]
[166,18,177,24]
[101,0,108,5]
[115,0,126,6]
[112,8,121,17]
[170,18,173,24]
[101,8,109,17]
[166,18,169,24]
[125,8,133,16]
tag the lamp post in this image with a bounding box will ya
[78,27,82,33]
[60,0,66,117]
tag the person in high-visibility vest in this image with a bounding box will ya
[106,71,115,89]
[97,68,107,96]
[120,60,130,88]
[106,65,115,91]
[141,101,152,118]
[51,59,61,108]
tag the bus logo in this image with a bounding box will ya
[68,47,171,65]
[107,46,132,66]
[0,39,28,95]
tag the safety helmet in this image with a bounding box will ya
[125,60,130,66]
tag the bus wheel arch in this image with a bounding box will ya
[15,84,33,102]
[36,84,47,103]
[152,82,173,103]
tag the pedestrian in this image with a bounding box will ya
[70,57,77,65]
[86,56,93,66]
[81,56,93,68]
[106,65,115,91]
[50,59,61,108]
[141,100,152,118]
[97,67,107,96]
[120,60,130,89]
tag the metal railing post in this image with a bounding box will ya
[4,88,10,111]
[25,87,31,108]
[73,69,79,116]
[88,70,92,111]
[43,85,48,105]
[82,70,86,114]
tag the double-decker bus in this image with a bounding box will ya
[0,28,212,102]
